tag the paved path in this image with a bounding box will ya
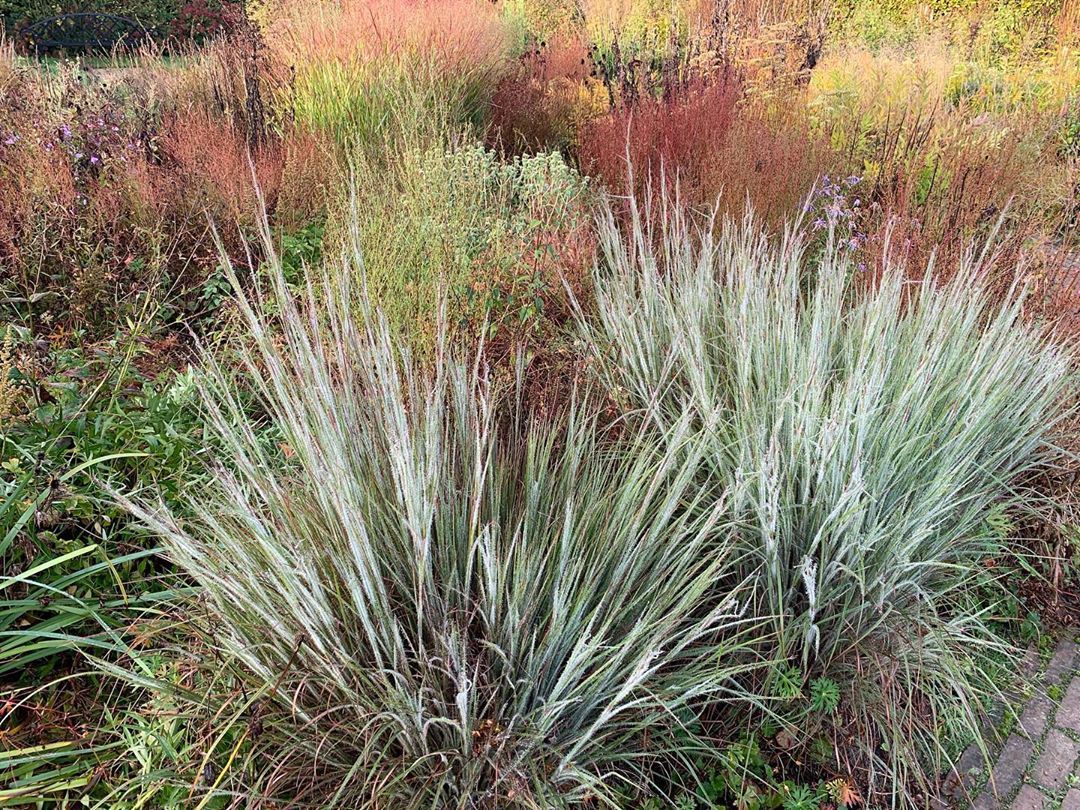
[948,635,1080,808]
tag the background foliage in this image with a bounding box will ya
[1,0,1078,806]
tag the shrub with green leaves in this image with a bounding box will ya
[347,142,592,353]
[828,0,1063,60]
[119,235,757,807]
[578,195,1073,804]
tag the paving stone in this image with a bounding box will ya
[946,743,988,801]
[1045,639,1078,686]
[1021,646,1042,678]
[1031,728,1079,792]
[988,699,1009,728]
[1011,785,1045,810]
[1006,647,1045,704]
[1019,694,1054,739]
[973,638,1080,810]
[974,790,1005,810]
[1058,678,1080,733]
[989,736,1034,799]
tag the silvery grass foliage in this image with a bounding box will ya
[120,223,759,809]
[577,193,1074,804]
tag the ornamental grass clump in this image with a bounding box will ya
[345,142,594,355]
[121,223,757,808]
[579,193,1074,804]
[266,0,510,149]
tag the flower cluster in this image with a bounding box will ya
[46,106,138,181]
[810,174,867,268]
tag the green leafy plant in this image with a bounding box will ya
[781,783,823,810]
[0,340,200,679]
[275,220,325,288]
[198,264,235,316]
[1058,110,1080,160]
[771,665,804,701]
[1,453,148,676]
[809,677,841,715]
[0,330,210,804]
